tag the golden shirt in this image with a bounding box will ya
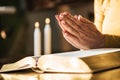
[94,0,120,48]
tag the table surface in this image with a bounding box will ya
[0,68,120,80]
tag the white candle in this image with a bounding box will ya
[34,22,41,56]
[44,18,51,54]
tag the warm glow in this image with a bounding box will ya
[35,22,39,28]
[45,18,50,24]
[0,30,6,39]
[40,74,92,80]
[28,77,37,80]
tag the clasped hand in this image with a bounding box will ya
[55,12,105,50]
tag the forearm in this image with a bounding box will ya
[104,34,120,48]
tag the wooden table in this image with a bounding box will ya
[0,68,120,80]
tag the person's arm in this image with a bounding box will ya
[104,35,120,48]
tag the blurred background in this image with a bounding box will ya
[0,0,94,66]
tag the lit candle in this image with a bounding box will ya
[44,18,52,54]
[34,22,41,56]
[0,30,6,39]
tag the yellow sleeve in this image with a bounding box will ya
[104,34,120,48]
[94,0,120,48]
[94,0,104,32]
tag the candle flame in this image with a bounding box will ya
[35,22,39,28]
[45,18,50,24]
[0,30,6,39]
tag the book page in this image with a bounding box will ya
[0,56,37,72]
[37,55,92,73]
[52,48,120,58]
[37,48,120,73]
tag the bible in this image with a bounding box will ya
[0,48,120,73]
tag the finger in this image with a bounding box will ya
[74,15,99,37]
[62,12,82,31]
[64,12,83,25]
[78,15,83,21]
[59,13,99,37]
[63,31,89,50]
[60,12,85,33]
[59,13,64,20]
[55,15,61,22]
[74,15,78,20]
[80,21,101,37]
[67,14,94,37]
[62,31,82,49]
[72,14,82,20]
[64,15,96,39]
[62,16,81,33]
[80,17,92,24]
[79,22,99,38]
[55,15,66,31]
[61,13,94,39]
[61,13,90,38]
[60,20,78,37]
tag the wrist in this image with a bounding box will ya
[98,34,105,48]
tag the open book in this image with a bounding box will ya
[0,48,120,73]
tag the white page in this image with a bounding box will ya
[52,48,120,58]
